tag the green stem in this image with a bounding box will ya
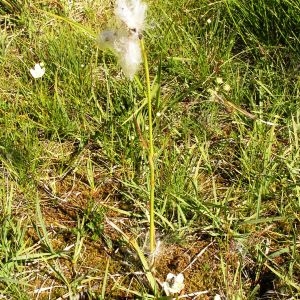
[140,38,155,253]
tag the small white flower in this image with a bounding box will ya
[216,77,223,85]
[223,83,231,92]
[162,273,185,296]
[30,63,45,79]
[207,18,212,24]
[214,294,221,300]
[115,0,147,34]
[156,112,161,117]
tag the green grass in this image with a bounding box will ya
[1,0,300,299]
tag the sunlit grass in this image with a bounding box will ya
[0,0,300,298]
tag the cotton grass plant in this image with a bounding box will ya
[98,0,159,294]
[98,0,157,254]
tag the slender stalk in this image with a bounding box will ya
[140,38,155,253]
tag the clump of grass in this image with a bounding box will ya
[225,0,300,50]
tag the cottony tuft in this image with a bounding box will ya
[115,0,147,34]
[98,0,147,79]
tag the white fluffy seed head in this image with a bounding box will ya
[119,37,142,79]
[104,34,141,80]
[98,30,118,50]
[98,0,147,79]
[98,31,142,80]
[115,0,147,33]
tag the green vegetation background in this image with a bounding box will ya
[0,0,299,299]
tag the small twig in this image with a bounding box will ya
[182,242,214,273]
[213,93,277,126]
[133,116,149,149]
[176,290,209,299]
